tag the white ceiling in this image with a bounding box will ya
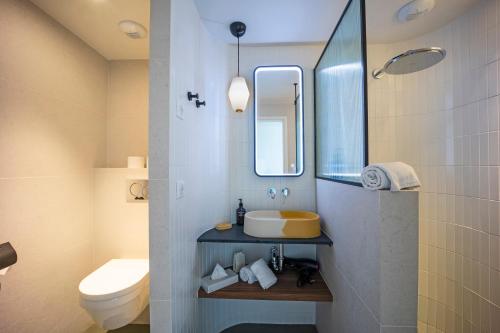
[194,0,479,45]
[30,0,149,60]
[366,0,478,43]
[194,0,348,45]
[29,0,479,60]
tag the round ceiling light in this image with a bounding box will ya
[397,0,435,22]
[118,20,148,39]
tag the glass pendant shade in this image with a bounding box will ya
[228,76,250,112]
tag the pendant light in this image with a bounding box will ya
[228,22,250,113]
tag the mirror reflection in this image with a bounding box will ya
[254,66,304,177]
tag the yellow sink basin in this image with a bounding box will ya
[243,210,321,239]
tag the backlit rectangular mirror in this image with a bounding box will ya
[254,66,304,177]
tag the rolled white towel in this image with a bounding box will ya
[361,162,420,191]
[239,264,257,284]
[250,258,277,290]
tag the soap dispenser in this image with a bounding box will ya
[236,199,246,226]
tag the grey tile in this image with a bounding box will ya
[150,300,172,333]
[380,326,417,333]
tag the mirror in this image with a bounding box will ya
[254,66,304,177]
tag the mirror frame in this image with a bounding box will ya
[253,65,305,177]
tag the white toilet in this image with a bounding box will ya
[79,259,149,330]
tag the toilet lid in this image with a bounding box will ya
[79,259,149,301]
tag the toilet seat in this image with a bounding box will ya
[79,259,149,301]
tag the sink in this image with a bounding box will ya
[243,210,321,239]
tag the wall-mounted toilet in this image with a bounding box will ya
[79,259,149,330]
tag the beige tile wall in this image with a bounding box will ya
[368,0,500,331]
[0,0,108,332]
[92,168,149,267]
[107,60,149,168]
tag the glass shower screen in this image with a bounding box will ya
[314,0,368,185]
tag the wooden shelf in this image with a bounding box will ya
[198,270,333,302]
[197,225,333,246]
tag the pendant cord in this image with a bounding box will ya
[237,36,240,76]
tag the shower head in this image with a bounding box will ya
[372,47,446,79]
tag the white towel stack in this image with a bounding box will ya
[361,162,420,191]
[239,264,257,284]
[250,258,277,290]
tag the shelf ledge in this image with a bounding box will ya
[198,270,333,302]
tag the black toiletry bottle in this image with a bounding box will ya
[236,199,246,226]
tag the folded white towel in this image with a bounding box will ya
[250,258,277,290]
[239,264,257,284]
[361,162,421,191]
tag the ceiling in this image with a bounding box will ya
[30,0,149,60]
[29,0,479,60]
[366,0,478,43]
[194,0,479,45]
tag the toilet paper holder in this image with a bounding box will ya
[0,242,17,271]
[0,242,17,290]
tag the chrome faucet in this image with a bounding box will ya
[281,187,290,198]
[267,188,277,199]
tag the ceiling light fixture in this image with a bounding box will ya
[397,0,435,22]
[228,21,250,113]
[118,20,148,39]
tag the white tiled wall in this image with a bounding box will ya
[228,44,323,220]
[194,44,324,332]
[199,243,317,332]
[169,14,231,331]
[368,0,500,331]
[149,0,232,331]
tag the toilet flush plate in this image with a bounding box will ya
[126,179,149,202]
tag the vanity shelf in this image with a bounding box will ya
[197,225,333,246]
[198,270,333,302]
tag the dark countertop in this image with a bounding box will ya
[197,224,332,246]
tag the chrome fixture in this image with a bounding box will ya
[372,47,446,79]
[281,187,290,198]
[267,188,277,199]
[270,245,284,273]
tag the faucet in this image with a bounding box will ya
[281,187,290,198]
[267,188,277,199]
